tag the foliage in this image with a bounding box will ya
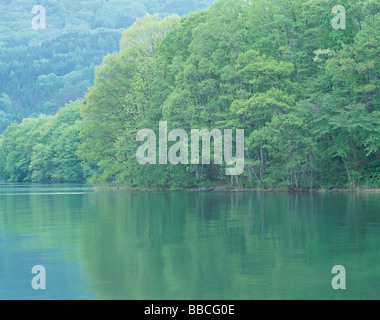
[0,101,84,182]
[0,0,215,133]
[1,0,379,189]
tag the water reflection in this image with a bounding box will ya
[79,192,380,300]
[0,187,380,300]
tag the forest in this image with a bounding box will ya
[0,0,379,190]
[0,0,215,132]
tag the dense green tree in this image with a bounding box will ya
[1,0,379,190]
[79,15,181,187]
[76,0,379,190]
[0,101,85,182]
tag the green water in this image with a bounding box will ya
[0,184,379,300]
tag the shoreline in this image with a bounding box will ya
[1,182,379,193]
[93,185,380,193]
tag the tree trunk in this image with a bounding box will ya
[245,150,252,182]
[252,168,266,189]
[343,158,353,188]
[259,143,265,183]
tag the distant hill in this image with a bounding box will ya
[0,0,215,132]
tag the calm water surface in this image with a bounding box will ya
[0,184,379,300]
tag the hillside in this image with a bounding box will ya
[0,0,215,132]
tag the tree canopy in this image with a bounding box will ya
[1,0,379,189]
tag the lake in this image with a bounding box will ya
[0,184,379,300]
